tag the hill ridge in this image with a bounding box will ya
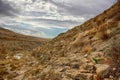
[0,27,49,52]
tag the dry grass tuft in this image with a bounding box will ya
[106,38,120,79]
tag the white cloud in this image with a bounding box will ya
[0,0,117,38]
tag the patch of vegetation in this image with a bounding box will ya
[107,38,120,79]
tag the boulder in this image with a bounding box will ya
[103,78,113,80]
[119,77,120,80]
[95,64,110,78]
[80,63,96,73]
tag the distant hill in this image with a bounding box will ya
[0,27,50,53]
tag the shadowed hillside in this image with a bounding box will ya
[0,27,50,53]
[0,1,120,80]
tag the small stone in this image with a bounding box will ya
[109,75,114,79]
[72,64,80,69]
[90,52,104,58]
[104,78,113,80]
[14,54,23,59]
[74,73,93,80]
[112,68,116,71]
[83,54,88,58]
[81,58,90,63]
[93,75,99,80]
[83,63,96,73]
[60,68,66,72]
[42,65,52,73]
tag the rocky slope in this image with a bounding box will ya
[0,27,50,80]
[0,1,120,80]
[31,1,120,80]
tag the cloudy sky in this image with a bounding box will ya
[0,0,117,38]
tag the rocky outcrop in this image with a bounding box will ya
[95,64,110,79]
[31,1,120,80]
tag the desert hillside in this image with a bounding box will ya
[32,1,120,80]
[0,1,120,80]
[0,27,50,80]
[0,27,49,53]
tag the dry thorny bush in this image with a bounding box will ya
[106,37,120,79]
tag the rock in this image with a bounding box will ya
[62,76,73,80]
[109,75,114,79]
[14,54,23,60]
[84,63,96,73]
[42,65,52,73]
[103,78,113,80]
[119,77,120,80]
[60,68,67,72]
[81,58,90,63]
[13,74,25,80]
[71,63,80,69]
[93,75,100,80]
[83,54,88,58]
[95,64,110,78]
[90,52,104,58]
[80,63,96,73]
[79,69,91,73]
[74,73,93,80]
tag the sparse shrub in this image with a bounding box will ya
[108,41,120,66]
[96,22,112,40]
[71,40,84,48]
[100,30,110,40]
[106,38,120,79]
[1,46,8,54]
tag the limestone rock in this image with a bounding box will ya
[80,63,96,73]
[119,77,120,80]
[95,64,110,78]
[103,78,113,80]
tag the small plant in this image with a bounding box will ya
[93,58,99,64]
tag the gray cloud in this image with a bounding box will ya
[49,0,116,19]
[0,0,19,17]
[0,0,117,38]
[26,18,82,28]
[0,20,46,37]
